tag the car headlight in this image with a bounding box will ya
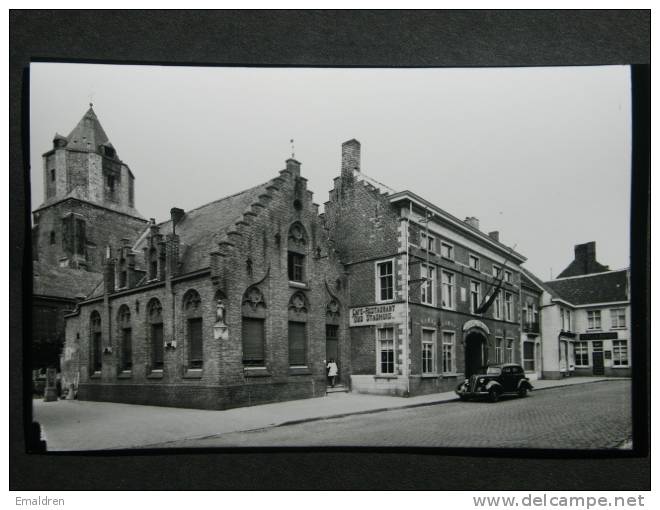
[478,378,485,384]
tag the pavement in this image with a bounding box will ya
[32,376,626,451]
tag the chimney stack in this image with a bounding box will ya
[170,207,185,230]
[464,216,480,230]
[341,139,361,179]
[488,231,500,242]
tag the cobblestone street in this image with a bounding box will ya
[159,380,632,449]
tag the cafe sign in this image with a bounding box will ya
[349,303,405,327]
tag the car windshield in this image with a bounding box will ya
[486,366,502,375]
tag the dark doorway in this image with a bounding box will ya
[326,325,339,383]
[465,331,486,377]
[592,351,605,375]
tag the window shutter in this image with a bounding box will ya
[188,318,203,368]
[242,318,265,364]
[288,322,306,366]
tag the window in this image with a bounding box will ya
[523,341,535,371]
[442,331,455,373]
[49,231,56,245]
[441,270,454,309]
[574,341,589,367]
[90,311,102,373]
[504,270,512,283]
[117,305,132,371]
[376,260,394,302]
[469,254,480,271]
[242,318,265,366]
[504,291,513,321]
[495,337,503,363]
[187,318,203,369]
[147,299,164,370]
[492,265,501,278]
[420,264,435,305]
[612,340,628,367]
[421,329,436,374]
[494,290,502,319]
[506,339,514,363]
[470,281,481,314]
[50,168,56,182]
[420,232,435,253]
[118,270,127,289]
[378,327,395,374]
[288,321,307,366]
[121,328,132,371]
[440,242,454,260]
[587,310,602,330]
[610,308,626,329]
[288,251,305,282]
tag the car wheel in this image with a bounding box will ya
[518,387,528,398]
[488,388,500,403]
[459,395,468,402]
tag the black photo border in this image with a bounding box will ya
[9,9,650,491]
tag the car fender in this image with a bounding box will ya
[517,379,533,391]
[485,380,502,392]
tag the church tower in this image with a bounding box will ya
[32,105,148,271]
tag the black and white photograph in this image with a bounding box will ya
[28,62,636,452]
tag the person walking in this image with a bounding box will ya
[326,359,338,388]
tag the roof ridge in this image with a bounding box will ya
[155,179,272,227]
[546,268,628,282]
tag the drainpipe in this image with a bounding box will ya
[404,202,411,395]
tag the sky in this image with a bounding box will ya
[29,63,631,281]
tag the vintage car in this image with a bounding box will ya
[456,363,533,402]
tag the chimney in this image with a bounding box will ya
[103,255,115,294]
[574,241,598,273]
[464,216,480,230]
[167,233,181,277]
[170,207,185,231]
[341,139,361,179]
[488,231,500,242]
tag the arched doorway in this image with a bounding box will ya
[464,330,487,377]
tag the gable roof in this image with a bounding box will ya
[134,181,272,274]
[544,269,629,306]
[32,261,103,300]
[65,106,111,152]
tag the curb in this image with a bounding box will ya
[274,378,629,429]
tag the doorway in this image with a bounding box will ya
[465,331,486,377]
[326,324,339,384]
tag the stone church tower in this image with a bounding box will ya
[32,106,148,373]
[32,105,147,271]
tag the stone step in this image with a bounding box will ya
[326,385,349,394]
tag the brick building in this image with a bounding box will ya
[31,106,148,373]
[62,157,347,409]
[323,140,527,396]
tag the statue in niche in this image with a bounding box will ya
[213,299,229,341]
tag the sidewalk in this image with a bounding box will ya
[33,376,625,451]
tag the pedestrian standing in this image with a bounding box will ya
[327,359,338,388]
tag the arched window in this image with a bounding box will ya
[90,311,102,374]
[147,298,164,371]
[117,305,132,371]
[241,286,266,367]
[288,292,309,366]
[287,222,308,283]
[183,290,203,369]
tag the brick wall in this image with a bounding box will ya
[64,160,349,409]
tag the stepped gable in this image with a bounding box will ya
[545,269,628,305]
[32,260,103,300]
[135,180,273,274]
